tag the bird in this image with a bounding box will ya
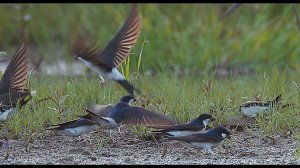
[148,113,216,137]
[75,4,141,95]
[82,95,175,136]
[0,43,32,122]
[165,125,231,153]
[45,118,98,137]
[240,94,282,117]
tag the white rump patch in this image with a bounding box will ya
[78,57,105,77]
[0,108,15,122]
[97,117,119,129]
[107,68,125,80]
[187,141,222,150]
[64,125,98,137]
[241,106,269,117]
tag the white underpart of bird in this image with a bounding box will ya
[241,106,270,117]
[77,57,106,77]
[167,118,211,137]
[0,108,15,122]
[98,116,119,129]
[63,125,98,137]
[167,130,205,137]
[77,57,125,81]
[184,141,222,151]
[107,68,126,81]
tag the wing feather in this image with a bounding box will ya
[0,43,28,94]
[79,4,141,68]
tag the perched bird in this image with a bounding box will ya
[0,43,32,122]
[75,4,141,95]
[166,125,231,153]
[45,118,98,137]
[240,95,281,117]
[148,114,216,137]
[83,95,175,135]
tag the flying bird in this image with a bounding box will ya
[0,43,32,122]
[75,4,141,95]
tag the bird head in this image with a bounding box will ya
[215,125,231,139]
[120,95,136,105]
[189,113,216,126]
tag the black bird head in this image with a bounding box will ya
[120,95,136,104]
[214,125,231,139]
[188,113,216,125]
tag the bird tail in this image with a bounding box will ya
[270,94,281,107]
[45,125,61,130]
[116,79,140,95]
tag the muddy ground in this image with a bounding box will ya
[1,126,300,165]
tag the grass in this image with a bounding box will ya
[0,3,300,159]
[0,4,300,71]
[1,67,299,140]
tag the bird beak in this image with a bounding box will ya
[227,134,231,139]
[74,55,79,60]
[211,117,216,121]
[133,98,137,102]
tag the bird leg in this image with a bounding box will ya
[76,136,82,141]
[205,148,215,155]
[161,141,170,158]
[99,75,106,86]
[108,129,112,137]
[117,126,126,138]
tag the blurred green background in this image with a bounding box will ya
[0,3,299,74]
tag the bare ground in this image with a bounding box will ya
[1,126,300,165]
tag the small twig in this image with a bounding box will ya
[224,3,242,17]
[161,141,170,158]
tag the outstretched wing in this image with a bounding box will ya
[83,104,114,118]
[82,4,141,68]
[112,106,175,126]
[0,43,28,94]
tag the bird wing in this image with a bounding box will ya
[148,123,205,132]
[0,43,29,94]
[46,118,96,130]
[167,133,222,143]
[0,91,30,106]
[113,106,175,126]
[84,104,114,117]
[81,4,141,68]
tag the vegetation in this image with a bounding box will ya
[0,3,300,158]
[0,4,299,71]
